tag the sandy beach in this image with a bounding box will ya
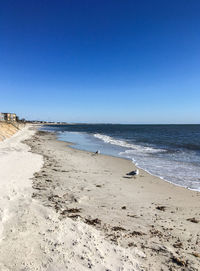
[0,126,142,270]
[0,125,199,270]
[2,1,200,270]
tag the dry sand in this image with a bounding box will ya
[0,126,143,271]
[26,129,200,271]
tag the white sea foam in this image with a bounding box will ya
[94,133,165,154]
[94,133,200,191]
[53,129,200,191]
[42,126,200,192]
[120,149,200,191]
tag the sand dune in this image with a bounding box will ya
[0,122,20,141]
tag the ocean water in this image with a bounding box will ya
[42,124,200,191]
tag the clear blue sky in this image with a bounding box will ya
[0,0,200,123]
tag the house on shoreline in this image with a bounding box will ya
[0,113,17,122]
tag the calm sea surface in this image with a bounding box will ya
[42,124,200,191]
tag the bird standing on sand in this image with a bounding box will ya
[95,150,100,154]
[127,169,139,176]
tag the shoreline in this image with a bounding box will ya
[131,161,200,193]
[27,128,200,270]
[48,130,200,202]
[55,131,200,193]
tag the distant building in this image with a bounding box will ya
[0,113,17,122]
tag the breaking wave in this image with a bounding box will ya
[94,133,165,154]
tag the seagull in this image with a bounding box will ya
[127,169,139,176]
[95,150,100,154]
